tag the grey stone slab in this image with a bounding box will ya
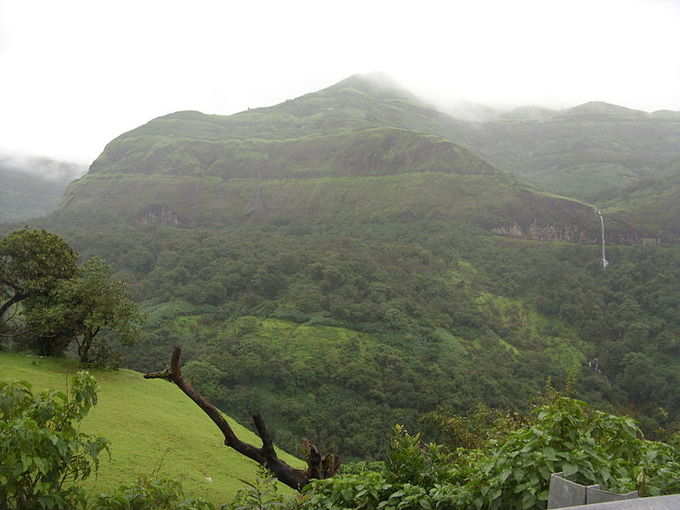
[587,486,639,504]
[557,494,680,509]
[548,472,643,508]
[548,473,587,508]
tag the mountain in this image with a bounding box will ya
[600,156,680,236]
[499,105,557,122]
[455,101,680,220]
[59,74,605,242]
[558,101,648,120]
[0,155,84,223]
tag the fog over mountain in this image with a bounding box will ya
[1,0,679,163]
[0,152,85,222]
[0,152,86,181]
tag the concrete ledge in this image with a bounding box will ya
[587,486,639,504]
[548,473,638,509]
[557,494,680,509]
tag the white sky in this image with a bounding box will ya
[1,0,680,164]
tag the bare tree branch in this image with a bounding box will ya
[0,293,25,320]
[144,346,339,491]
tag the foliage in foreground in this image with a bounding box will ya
[300,396,680,510]
[0,372,108,510]
[223,468,289,510]
[3,367,680,510]
[92,476,214,510]
[0,371,215,510]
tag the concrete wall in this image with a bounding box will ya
[559,494,680,509]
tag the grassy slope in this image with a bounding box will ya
[88,128,496,179]
[0,352,301,504]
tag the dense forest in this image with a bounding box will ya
[19,216,678,462]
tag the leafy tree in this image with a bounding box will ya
[419,404,525,451]
[24,257,143,364]
[0,372,109,510]
[0,228,78,321]
[384,424,452,488]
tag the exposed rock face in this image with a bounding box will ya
[492,222,641,244]
[137,204,184,226]
[492,223,591,242]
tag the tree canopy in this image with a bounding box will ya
[0,228,142,365]
[0,228,78,320]
[24,256,143,363]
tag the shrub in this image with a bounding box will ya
[0,372,109,510]
[92,476,215,510]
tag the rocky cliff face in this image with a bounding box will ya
[137,204,184,226]
[492,221,642,244]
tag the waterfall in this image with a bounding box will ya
[597,209,608,269]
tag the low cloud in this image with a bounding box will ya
[0,151,87,182]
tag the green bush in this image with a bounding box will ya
[223,469,289,510]
[0,372,109,510]
[301,396,680,510]
[92,476,215,510]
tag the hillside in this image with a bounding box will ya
[598,157,680,236]
[23,218,680,462]
[0,352,301,504]
[457,101,680,219]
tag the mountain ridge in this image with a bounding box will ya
[61,74,617,243]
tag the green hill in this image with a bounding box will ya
[457,101,680,219]
[598,157,680,237]
[0,352,301,504]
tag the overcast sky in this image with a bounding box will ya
[1,0,680,165]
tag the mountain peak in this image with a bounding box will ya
[561,101,647,119]
[323,73,420,102]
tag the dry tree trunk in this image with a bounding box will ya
[144,346,340,491]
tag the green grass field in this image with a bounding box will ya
[0,352,302,504]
